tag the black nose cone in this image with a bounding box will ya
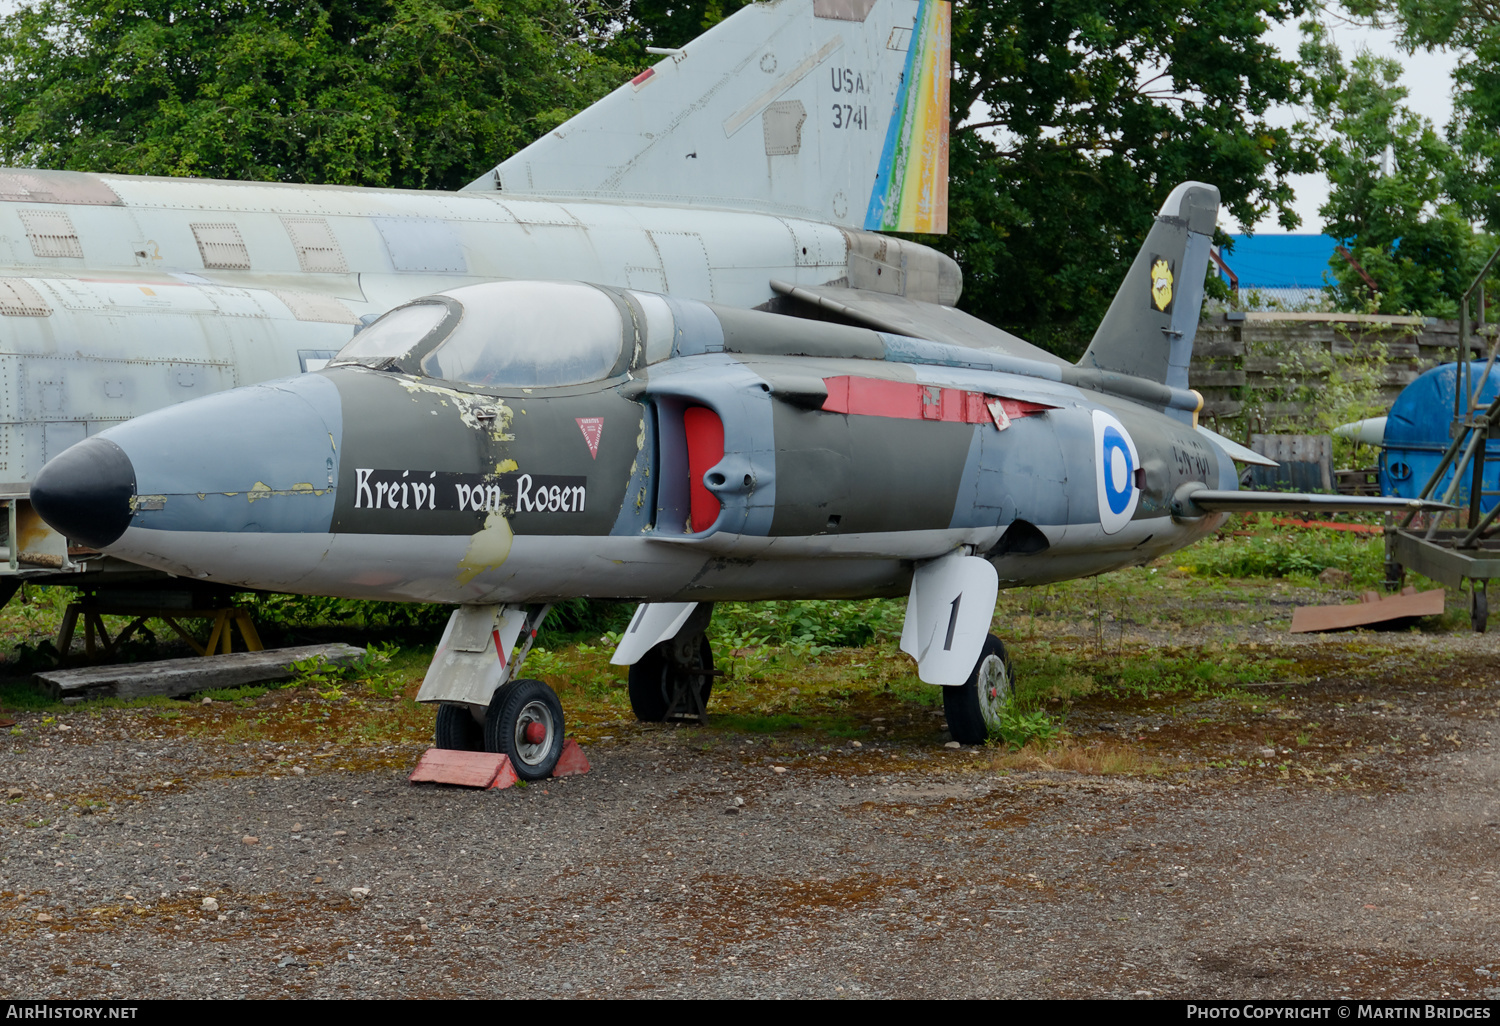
[31,438,136,550]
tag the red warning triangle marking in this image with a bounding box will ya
[576,417,604,459]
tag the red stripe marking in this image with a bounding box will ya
[821,376,1053,424]
[492,628,506,669]
[1269,518,1383,535]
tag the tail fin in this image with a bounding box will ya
[464,0,950,233]
[1077,182,1220,388]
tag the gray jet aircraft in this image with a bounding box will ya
[0,0,961,590]
[30,180,1441,773]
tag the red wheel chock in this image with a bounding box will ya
[408,749,520,789]
[552,739,591,777]
[408,739,590,789]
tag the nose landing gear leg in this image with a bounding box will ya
[422,604,567,778]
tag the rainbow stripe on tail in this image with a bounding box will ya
[864,0,950,233]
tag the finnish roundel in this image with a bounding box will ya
[1092,409,1139,535]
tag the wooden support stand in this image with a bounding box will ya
[55,602,263,664]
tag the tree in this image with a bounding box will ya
[1,0,1321,357]
[1300,22,1484,315]
[0,0,628,190]
[946,0,1319,357]
[1345,0,1500,232]
[595,1,1321,359]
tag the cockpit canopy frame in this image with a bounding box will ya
[329,280,637,390]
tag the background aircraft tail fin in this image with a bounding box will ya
[464,0,950,233]
[1076,182,1220,389]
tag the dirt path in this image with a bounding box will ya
[3,622,1499,999]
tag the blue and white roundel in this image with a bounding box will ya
[1092,409,1140,535]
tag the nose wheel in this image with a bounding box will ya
[434,702,485,752]
[484,678,565,780]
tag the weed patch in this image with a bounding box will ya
[994,707,1062,749]
[986,739,1167,775]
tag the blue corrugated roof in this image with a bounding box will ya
[1221,234,1339,289]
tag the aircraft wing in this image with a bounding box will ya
[1175,489,1450,516]
[768,279,1068,366]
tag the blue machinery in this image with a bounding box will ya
[1387,247,1500,631]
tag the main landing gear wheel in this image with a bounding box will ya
[434,703,483,751]
[1383,559,1406,593]
[628,636,714,723]
[484,678,565,780]
[1472,584,1489,634]
[943,634,1014,746]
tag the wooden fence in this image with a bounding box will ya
[1190,311,1489,436]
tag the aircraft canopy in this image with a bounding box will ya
[332,281,628,388]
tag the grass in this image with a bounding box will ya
[985,739,1166,775]
[0,517,1467,778]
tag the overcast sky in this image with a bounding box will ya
[1239,15,1460,235]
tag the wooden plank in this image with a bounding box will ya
[1290,588,1447,633]
[1330,338,1421,359]
[1243,356,1326,374]
[1201,399,1244,418]
[1188,369,1246,387]
[34,643,365,701]
[1242,312,1429,325]
[1193,337,1245,358]
[1254,402,1320,418]
[1251,434,1332,464]
[1249,434,1333,491]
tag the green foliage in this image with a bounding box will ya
[0,0,629,189]
[251,593,450,635]
[993,706,1061,750]
[252,593,630,644]
[595,0,1317,359]
[199,683,273,702]
[1107,649,1283,697]
[1231,317,1400,436]
[714,712,806,734]
[546,599,634,638]
[1361,0,1500,231]
[1178,528,1384,584]
[1014,638,1289,706]
[943,0,1318,358]
[585,0,755,68]
[708,599,905,657]
[1300,21,1494,316]
[288,640,400,699]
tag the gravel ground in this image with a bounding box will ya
[3,625,1500,999]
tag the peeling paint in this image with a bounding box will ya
[247,482,323,503]
[395,377,514,440]
[456,512,515,584]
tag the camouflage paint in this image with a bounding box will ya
[69,286,1235,606]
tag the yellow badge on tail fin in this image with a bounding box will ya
[1150,257,1174,313]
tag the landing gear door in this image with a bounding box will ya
[901,551,999,686]
[611,601,700,667]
